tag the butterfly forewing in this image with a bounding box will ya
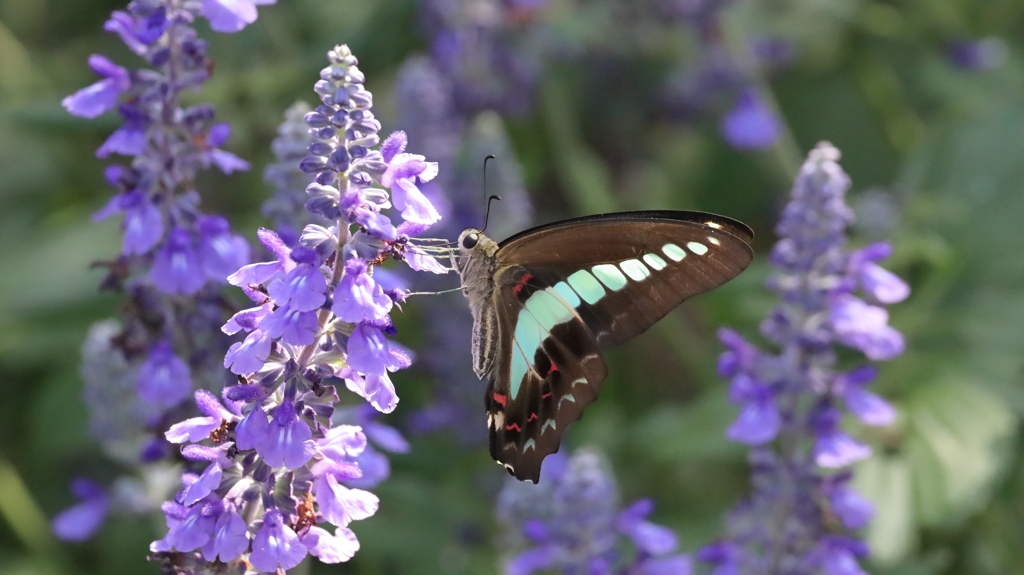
[461,211,754,483]
[497,212,754,346]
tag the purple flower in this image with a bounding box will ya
[104,9,167,54]
[380,132,441,225]
[138,341,192,407]
[96,104,148,157]
[62,55,130,118]
[314,474,379,527]
[823,476,875,530]
[333,259,392,322]
[94,190,164,256]
[850,243,910,304]
[149,227,206,295]
[51,479,110,542]
[249,508,307,572]
[235,401,270,451]
[725,375,780,445]
[831,295,904,360]
[342,371,399,414]
[346,322,404,377]
[835,367,895,426]
[203,123,252,173]
[260,304,319,345]
[267,247,327,312]
[258,399,314,469]
[696,541,742,575]
[946,37,1008,71]
[202,0,277,33]
[201,507,249,562]
[224,329,272,375]
[616,499,678,555]
[498,450,688,575]
[301,526,360,563]
[166,390,238,444]
[197,215,250,283]
[720,89,781,151]
[807,535,869,575]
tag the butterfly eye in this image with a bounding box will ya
[462,233,479,249]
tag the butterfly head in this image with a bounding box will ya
[454,228,500,278]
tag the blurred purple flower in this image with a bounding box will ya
[51,479,111,542]
[720,88,781,151]
[704,143,907,573]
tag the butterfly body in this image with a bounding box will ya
[455,211,754,482]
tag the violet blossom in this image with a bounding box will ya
[701,142,907,575]
[55,0,255,543]
[148,44,445,573]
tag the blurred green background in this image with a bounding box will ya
[2,0,1024,574]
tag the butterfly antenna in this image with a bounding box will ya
[481,154,501,234]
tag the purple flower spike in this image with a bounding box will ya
[52,479,110,542]
[249,508,307,572]
[138,341,192,408]
[62,55,130,118]
[146,43,443,571]
[708,143,906,572]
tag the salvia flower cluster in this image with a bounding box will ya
[53,0,265,541]
[701,142,907,575]
[148,44,445,573]
[498,449,691,575]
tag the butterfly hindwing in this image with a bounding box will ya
[485,267,607,482]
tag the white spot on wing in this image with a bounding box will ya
[523,439,537,451]
[687,241,709,255]
[541,419,557,434]
[707,236,721,246]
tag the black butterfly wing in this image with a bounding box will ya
[484,211,754,482]
[497,211,754,347]
[485,266,607,483]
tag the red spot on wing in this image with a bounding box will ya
[549,360,558,372]
[527,413,538,422]
[542,392,552,399]
[492,393,507,407]
[511,273,534,296]
[505,423,522,432]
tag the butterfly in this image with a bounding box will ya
[453,210,754,482]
